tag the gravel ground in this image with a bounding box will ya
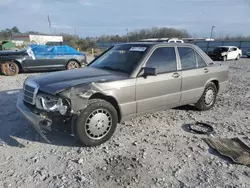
[0,58,250,188]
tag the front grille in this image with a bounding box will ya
[23,81,39,105]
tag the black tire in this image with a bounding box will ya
[223,56,227,61]
[195,82,218,111]
[74,99,118,146]
[0,61,19,76]
[235,54,240,60]
[67,60,80,70]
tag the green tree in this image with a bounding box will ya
[11,26,20,33]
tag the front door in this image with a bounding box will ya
[227,47,237,60]
[136,47,182,113]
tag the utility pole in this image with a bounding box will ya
[126,28,129,42]
[74,28,77,36]
[48,15,52,34]
[210,26,215,40]
[207,26,215,53]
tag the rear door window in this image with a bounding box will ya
[178,47,197,70]
[195,52,207,68]
[146,47,177,73]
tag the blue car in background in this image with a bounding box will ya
[0,45,87,76]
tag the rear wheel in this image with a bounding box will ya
[195,82,217,111]
[0,61,19,76]
[74,99,118,146]
[67,60,80,70]
[235,54,240,60]
[223,56,227,61]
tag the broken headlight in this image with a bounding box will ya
[35,94,69,115]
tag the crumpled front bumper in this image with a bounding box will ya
[16,94,51,143]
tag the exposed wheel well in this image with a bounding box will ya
[89,93,121,122]
[210,80,219,92]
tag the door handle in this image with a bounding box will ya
[172,72,180,78]
[204,68,209,73]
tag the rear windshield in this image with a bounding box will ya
[89,44,149,74]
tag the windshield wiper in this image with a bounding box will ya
[101,66,128,73]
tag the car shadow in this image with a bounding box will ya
[0,89,81,148]
[174,105,199,111]
[0,89,202,148]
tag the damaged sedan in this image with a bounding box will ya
[17,42,229,146]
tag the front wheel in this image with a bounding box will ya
[195,82,217,111]
[223,56,227,61]
[0,61,19,76]
[74,99,118,146]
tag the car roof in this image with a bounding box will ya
[217,46,237,48]
[114,42,213,66]
[116,42,196,47]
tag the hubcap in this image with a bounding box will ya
[69,62,79,69]
[204,88,215,105]
[8,63,16,73]
[85,109,112,140]
[2,62,16,74]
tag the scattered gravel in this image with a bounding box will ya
[0,58,250,188]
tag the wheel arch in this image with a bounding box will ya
[14,60,23,71]
[89,93,121,122]
[205,79,219,93]
[7,59,23,71]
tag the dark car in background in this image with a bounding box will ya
[0,45,87,76]
[247,49,250,58]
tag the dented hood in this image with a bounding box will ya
[30,67,128,95]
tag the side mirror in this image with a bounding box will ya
[141,67,157,77]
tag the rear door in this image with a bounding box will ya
[136,47,182,113]
[178,47,210,104]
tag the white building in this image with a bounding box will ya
[29,35,63,44]
[11,33,63,45]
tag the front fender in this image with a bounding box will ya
[59,83,107,113]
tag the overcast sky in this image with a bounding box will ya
[0,0,249,37]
